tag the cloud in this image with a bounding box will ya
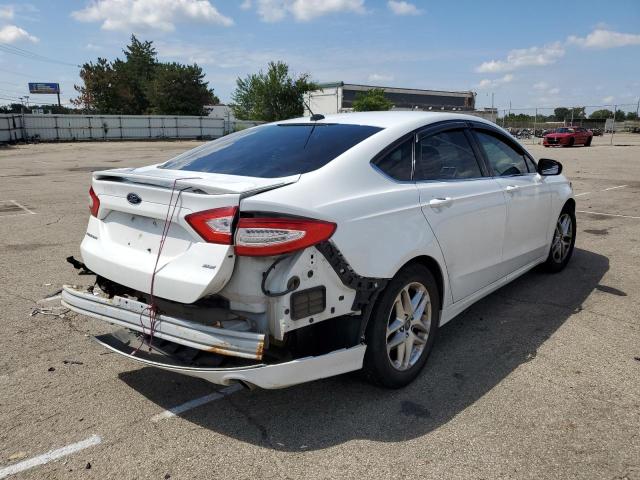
[602,96,615,103]
[532,81,559,96]
[0,24,38,43]
[568,29,640,49]
[0,5,14,19]
[367,73,394,83]
[476,42,565,73]
[240,0,252,9]
[254,0,365,22]
[477,74,514,89]
[71,0,233,33]
[387,1,422,15]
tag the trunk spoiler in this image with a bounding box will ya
[94,168,301,197]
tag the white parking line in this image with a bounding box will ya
[150,384,243,423]
[577,210,640,220]
[10,200,36,215]
[0,435,102,479]
[574,185,628,198]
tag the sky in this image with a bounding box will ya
[0,0,639,114]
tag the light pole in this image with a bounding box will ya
[491,92,495,123]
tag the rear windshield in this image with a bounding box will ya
[161,123,383,178]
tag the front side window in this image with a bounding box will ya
[475,131,529,176]
[415,130,482,181]
[162,123,383,178]
[372,138,413,181]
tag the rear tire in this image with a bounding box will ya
[544,207,576,273]
[363,264,440,388]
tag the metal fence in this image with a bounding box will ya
[0,114,262,143]
[492,103,640,146]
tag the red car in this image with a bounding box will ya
[543,126,593,147]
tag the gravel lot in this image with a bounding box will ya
[0,137,639,479]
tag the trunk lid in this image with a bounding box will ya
[81,166,299,304]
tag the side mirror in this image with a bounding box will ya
[537,158,562,176]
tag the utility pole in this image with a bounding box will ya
[611,105,617,145]
[534,107,538,145]
[491,92,495,123]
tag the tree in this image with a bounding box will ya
[352,88,393,112]
[147,63,218,115]
[119,35,157,114]
[626,111,639,120]
[0,103,77,114]
[73,35,217,115]
[614,110,627,121]
[231,61,316,121]
[553,106,585,122]
[0,103,27,113]
[589,109,614,119]
[73,57,125,113]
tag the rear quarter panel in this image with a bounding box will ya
[240,130,454,307]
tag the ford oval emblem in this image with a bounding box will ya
[127,193,142,205]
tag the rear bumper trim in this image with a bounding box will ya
[94,332,367,389]
[62,285,265,360]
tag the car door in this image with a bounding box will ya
[414,123,507,302]
[577,127,589,144]
[471,127,552,276]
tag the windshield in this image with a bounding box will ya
[161,123,383,178]
[555,128,574,133]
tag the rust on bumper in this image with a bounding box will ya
[62,285,265,360]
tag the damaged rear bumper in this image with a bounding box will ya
[94,331,367,389]
[61,285,265,360]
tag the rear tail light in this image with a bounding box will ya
[185,206,238,244]
[234,217,336,256]
[89,187,100,217]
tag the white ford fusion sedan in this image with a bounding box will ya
[62,112,575,389]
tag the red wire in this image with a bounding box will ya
[131,177,199,356]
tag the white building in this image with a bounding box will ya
[304,82,476,116]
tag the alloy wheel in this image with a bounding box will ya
[386,282,432,371]
[552,213,573,263]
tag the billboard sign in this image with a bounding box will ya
[28,82,60,94]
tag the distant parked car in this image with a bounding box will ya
[591,128,603,136]
[543,126,593,147]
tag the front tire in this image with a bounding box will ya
[544,208,576,272]
[363,264,440,388]
[585,137,592,146]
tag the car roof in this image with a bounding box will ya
[278,111,495,131]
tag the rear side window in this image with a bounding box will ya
[161,123,383,178]
[475,131,529,176]
[372,138,413,181]
[415,130,483,180]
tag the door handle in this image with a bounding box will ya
[428,197,453,208]
[504,185,519,193]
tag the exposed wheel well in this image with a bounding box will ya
[400,256,445,310]
[564,198,576,213]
